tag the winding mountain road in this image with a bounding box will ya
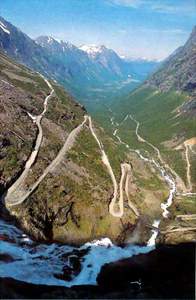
[130,114,196,196]
[176,214,196,220]
[109,110,196,242]
[178,144,196,196]
[184,143,192,191]
[124,164,140,217]
[88,116,137,218]
[5,104,137,218]
[5,77,54,205]
[5,115,88,206]
[6,84,193,225]
[183,138,196,193]
[161,227,196,234]
[129,114,187,193]
[109,111,179,218]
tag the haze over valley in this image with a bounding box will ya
[0,1,195,298]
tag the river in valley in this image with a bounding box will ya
[0,112,178,288]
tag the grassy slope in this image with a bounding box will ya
[0,51,86,189]
[1,51,136,244]
[110,86,196,184]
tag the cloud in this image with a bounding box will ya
[150,2,195,15]
[107,0,142,8]
[118,29,127,34]
[136,28,188,35]
[106,0,196,15]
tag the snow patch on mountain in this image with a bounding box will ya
[36,36,78,53]
[0,21,10,35]
[79,44,107,58]
[47,36,54,43]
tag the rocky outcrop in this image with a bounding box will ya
[0,243,194,299]
[146,26,196,116]
[97,242,195,299]
[147,27,196,95]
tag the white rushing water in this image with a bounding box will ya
[134,150,176,219]
[0,145,175,287]
[0,219,154,286]
[109,113,177,243]
[0,111,177,287]
[147,220,160,247]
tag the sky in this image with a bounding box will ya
[0,0,195,60]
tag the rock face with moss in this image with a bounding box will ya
[0,50,170,245]
[147,26,196,97]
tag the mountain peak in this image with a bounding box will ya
[79,44,108,57]
[146,25,196,95]
[36,35,61,45]
[35,35,77,52]
[186,25,196,47]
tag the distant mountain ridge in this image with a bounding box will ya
[146,26,196,95]
[79,44,107,56]
[36,35,125,79]
[79,43,125,76]
[0,16,159,102]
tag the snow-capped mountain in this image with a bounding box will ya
[35,36,94,78]
[79,44,125,76]
[79,44,107,58]
[0,16,59,78]
[35,35,106,89]
[0,16,159,102]
[37,37,127,77]
[36,36,81,55]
